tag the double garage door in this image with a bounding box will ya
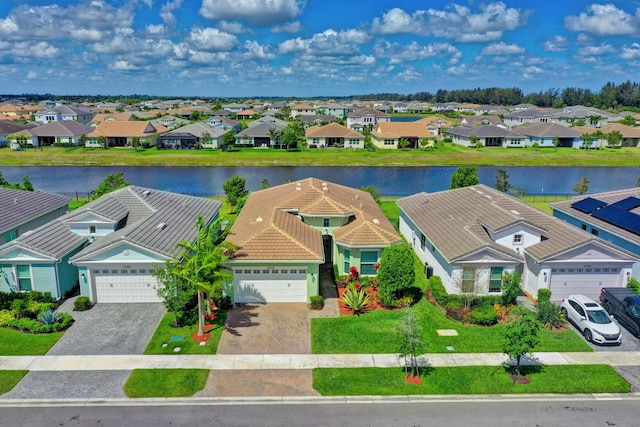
[549,266,622,301]
[93,267,162,303]
[234,267,307,303]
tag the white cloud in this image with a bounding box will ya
[371,2,528,42]
[160,0,183,29]
[574,43,615,64]
[279,29,369,56]
[373,40,461,65]
[281,66,294,75]
[27,71,37,79]
[188,27,238,51]
[271,21,303,33]
[242,40,276,60]
[217,21,252,35]
[481,41,524,55]
[111,60,138,71]
[200,0,304,26]
[565,4,639,36]
[620,43,640,60]
[543,35,568,52]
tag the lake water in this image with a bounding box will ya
[2,166,639,197]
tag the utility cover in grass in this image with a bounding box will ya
[436,329,458,336]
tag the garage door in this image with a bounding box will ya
[549,266,622,301]
[234,267,307,303]
[94,268,162,303]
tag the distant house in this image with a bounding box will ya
[0,188,70,244]
[370,121,432,149]
[398,185,639,302]
[157,122,226,149]
[222,103,248,113]
[90,112,136,126]
[512,122,583,148]
[447,125,525,148]
[236,109,262,120]
[10,121,95,148]
[299,114,336,127]
[0,120,31,148]
[305,123,364,148]
[150,115,190,129]
[459,115,503,128]
[347,107,391,132]
[235,121,288,148]
[318,103,350,119]
[34,105,94,124]
[206,116,241,132]
[578,123,640,148]
[86,121,169,147]
[552,105,617,128]
[291,103,315,118]
[502,108,554,129]
[0,186,221,302]
[248,116,288,129]
[415,116,454,137]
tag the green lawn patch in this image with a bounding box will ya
[312,298,589,354]
[0,328,64,355]
[144,311,227,354]
[0,370,28,395]
[380,197,400,230]
[313,365,629,395]
[123,369,209,398]
[521,195,571,214]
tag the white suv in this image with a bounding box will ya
[560,295,622,345]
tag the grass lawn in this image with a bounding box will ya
[123,369,209,398]
[521,195,571,214]
[144,311,227,354]
[0,370,28,395]
[0,328,64,355]
[313,365,630,395]
[2,145,639,167]
[380,197,400,229]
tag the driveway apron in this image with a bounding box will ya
[194,369,319,397]
[217,303,310,354]
[47,300,166,355]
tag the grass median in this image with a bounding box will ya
[0,328,63,355]
[313,365,630,395]
[144,311,227,354]
[124,369,209,398]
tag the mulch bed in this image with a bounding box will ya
[337,287,401,315]
[191,323,215,342]
[403,374,423,385]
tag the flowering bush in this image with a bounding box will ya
[335,275,351,288]
[355,283,361,291]
[349,266,360,282]
[374,262,380,270]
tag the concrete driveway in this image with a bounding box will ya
[217,303,310,354]
[47,298,166,355]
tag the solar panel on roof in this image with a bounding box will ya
[571,197,607,214]
[610,196,640,211]
[592,205,640,236]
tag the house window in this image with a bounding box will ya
[581,224,587,230]
[323,218,330,227]
[344,249,350,272]
[462,267,475,293]
[16,265,32,292]
[513,234,523,244]
[420,233,426,251]
[89,226,96,234]
[5,230,18,243]
[591,229,599,236]
[489,267,503,293]
[361,251,378,275]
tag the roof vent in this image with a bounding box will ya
[142,190,151,196]
[510,209,520,215]
[256,217,263,223]
[14,198,18,204]
[355,194,359,199]
[156,222,167,230]
[22,230,34,237]
[373,219,380,225]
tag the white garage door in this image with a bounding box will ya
[234,267,307,303]
[94,268,162,303]
[549,266,622,301]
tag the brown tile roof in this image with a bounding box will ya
[397,184,637,263]
[227,178,401,262]
[598,123,640,137]
[372,121,432,138]
[292,103,315,110]
[305,123,363,138]
[91,112,135,123]
[88,121,168,137]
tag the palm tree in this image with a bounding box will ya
[172,215,235,336]
[268,127,280,148]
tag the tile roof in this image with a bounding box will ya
[348,107,391,118]
[512,122,582,138]
[227,178,401,262]
[88,121,168,137]
[0,188,70,234]
[372,122,432,138]
[305,123,363,138]
[397,185,638,263]
[27,121,95,137]
[447,125,523,138]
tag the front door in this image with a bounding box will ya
[323,235,332,263]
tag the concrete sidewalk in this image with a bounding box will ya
[2,351,640,372]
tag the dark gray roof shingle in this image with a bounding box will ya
[0,188,70,234]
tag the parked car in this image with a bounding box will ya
[599,287,640,338]
[560,295,621,345]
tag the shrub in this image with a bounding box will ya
[391,296,414,308]
[0,292,22,310]
[536,301,565,330]
[73,296,92,311]
[445,300,467,321]
[537,289,552,304]
[218,296,232,310]
[10,299,27,316]
[8,312,73,333]
[335,275,351,289]
[0,309,14,326]
[377,243,415,308]
[310,295,324,310]
[348,266,360,282]
[23,300,49,319]
[469,305,498,326]
[501,271,521,306]
[341,287,371,315]
[628,278,640,295]
[37,309,62,325]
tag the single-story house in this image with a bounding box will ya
[206,116,241,132]
[300,115,336,127]
[90,112,136,126]
[157,122,226,149]
[0,120,31,147]
[224,178,402,303]
[459,115,503,128]
[0,186,222,302]
[551,188,640,278]
[447,125,525,148]
[512,122,583,148]
[305,123,364,148]
[9,121,95,148]
[236,109,262,120]
[370,122,432,149]
[397,185,639,302]
[0,188,70,244]
[575,123,640,148]
[86,121,169,147]
[502,108,555,129]
[235,121,287,148]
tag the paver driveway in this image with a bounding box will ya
[195,369,319,397]
[217,303,310,354]
[47,298,166,355]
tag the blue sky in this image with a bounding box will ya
[1,0,639,97]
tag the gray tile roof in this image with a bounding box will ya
[512,122,582,138]
[0,188,70,234]
[447,125,523,138]
[397,185,638,263]
[27,121,94,137]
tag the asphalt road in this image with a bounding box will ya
[0,398,638,427]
